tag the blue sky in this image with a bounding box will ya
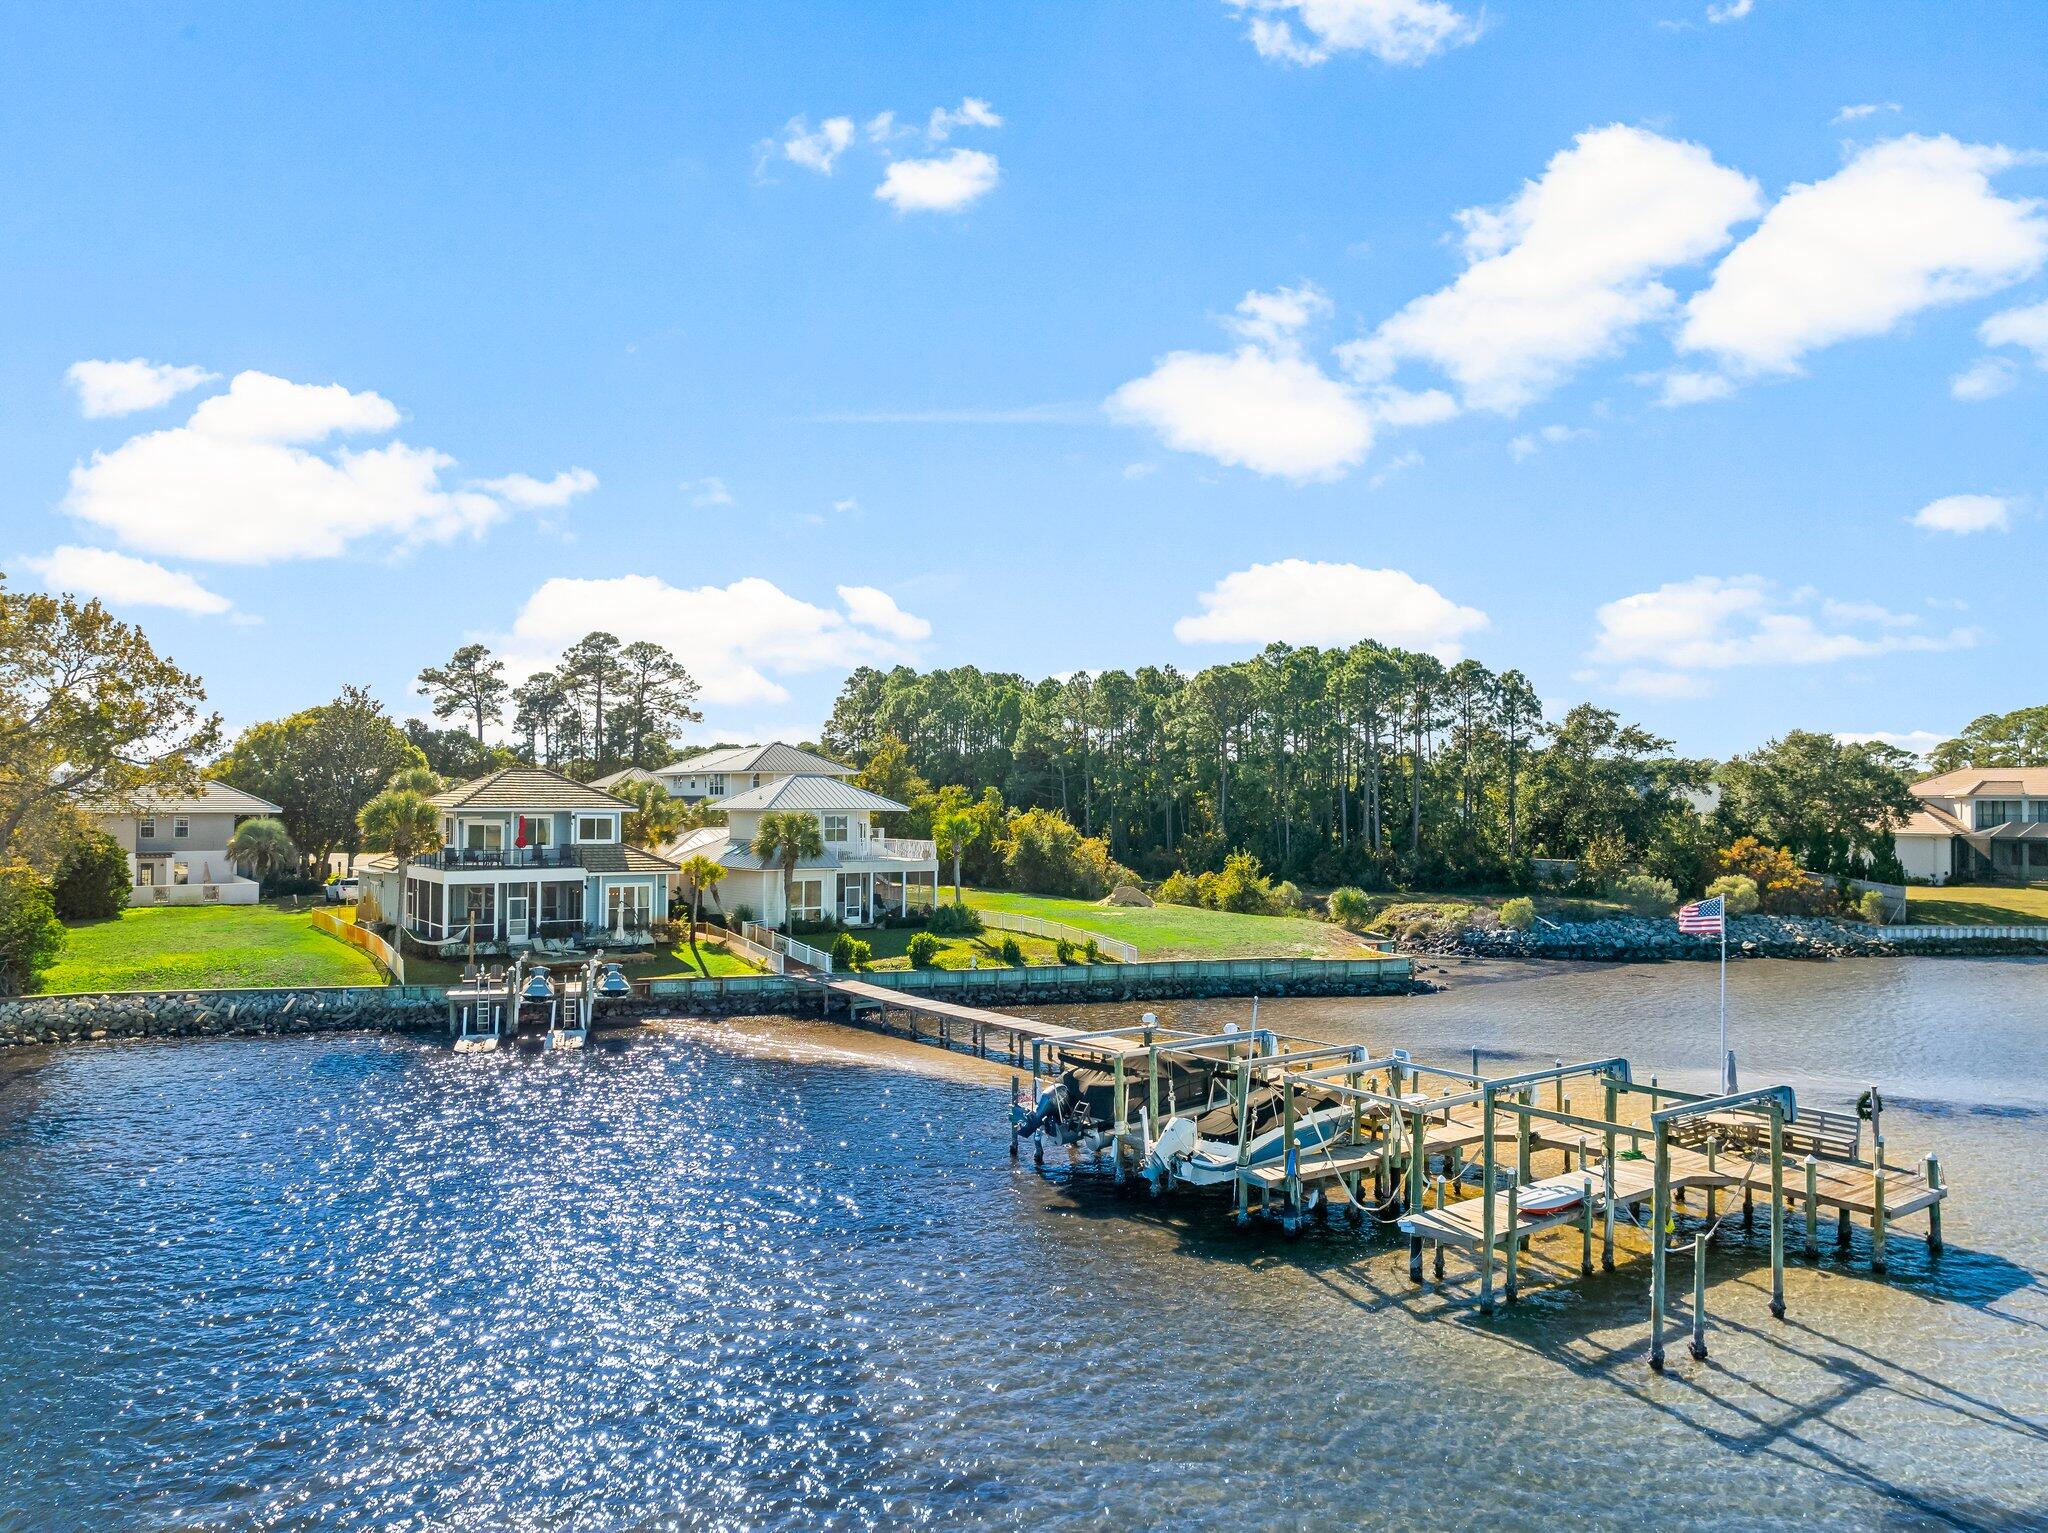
[2,1,2043,761]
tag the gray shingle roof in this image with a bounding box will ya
[91,781,284,817]
[709,774,906,813]
[430,767,631,812]
[661,742,854,779]
[576,843,679,874]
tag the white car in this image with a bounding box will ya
[326,877,360,905]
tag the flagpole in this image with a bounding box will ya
[1718,918,1729,1092]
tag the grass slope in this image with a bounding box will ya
[964,889,1376,960]
[44,904,383,994]
[1905,884,2048,926]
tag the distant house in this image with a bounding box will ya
[1893,767,2048,885]
[633,742,858,805]
[659,746,937,928]
[89,782,283,905]
[355,767,675,950]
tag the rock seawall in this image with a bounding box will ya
[0,986,447,1048]
[1400,915,2048,962]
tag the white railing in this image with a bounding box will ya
[741,920,834,973]
[138,877,261,906]
[705,922,784,974]
[842,835,936,862]
[975,909,1139,963]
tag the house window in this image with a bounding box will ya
[789,877,824,923]
[139,817,157,838]
[821,814,849,844]
[465,821,505,852]
[1976,800,2020,830]
[707,774,727,797]
[605,884,652,930]
[527,816,552,846]
[173,817,189,839]
[577,815,614,843]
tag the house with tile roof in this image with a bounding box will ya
[1893,766,2048,885]
[354,766,675,949]
[658,748,938,928]
[89,781,285,905]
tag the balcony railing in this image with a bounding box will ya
[424,846,582,871]
[839,836,936,862]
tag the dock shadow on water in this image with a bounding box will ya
[0,954,2044,1531]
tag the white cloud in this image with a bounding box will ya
[1980,297,2048,365]
[1647,368,1737,407]
[1365,385,1459,426]
[1230,0,1479,66]
[836,584,931,641]
[1343,125,1762,413]
[1175,559,1487,657]
[782,115,856,173]
[1110,346,1372,481]
[1507,423,1594,460]
[686,476,733,507]
[473,468,598,508]
[1950,356,2019,401]
[864,111,901,145]
[1909,493,2011,534]
[1681,136,2048,376]
[22,545,233,616]
[830,496,860,514]
[1108,284,1373,479]
[504,575,930,705]
[1833,728,1946,759]
[1706,0,1753,22]
[1588,575,1977,695]
[874,148,1000,212]
[926,97,1002,142]
[1834,102,1901,125]
[65,358,217,418]
[65,370,525,564]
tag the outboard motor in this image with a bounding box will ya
[1143,1115,1198,1189]
[1013,1075,1076,1139]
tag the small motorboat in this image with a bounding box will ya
[1511,1180,1586,1218]
[1145,1096,1357,1189]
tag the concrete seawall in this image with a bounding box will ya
[0,955,1420,1048]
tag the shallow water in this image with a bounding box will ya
[2,957,2045,1531]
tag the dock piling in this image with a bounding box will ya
[1504,1179,1520,1303]
[1650,1120,1671,1372]
[1690,1232,1710,1362]
[1580,1176,1594,1276]
[1769,1107,1786,1319]
[1804,1155,1819,1258]
[1872,1143,1888,1274]
[1925,1153,1943,1254]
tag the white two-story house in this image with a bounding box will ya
[89,781,284,904]
[595,741,859,806]
[355,767,675,950]
[1893,767,2048,885]
[660,748,938,928]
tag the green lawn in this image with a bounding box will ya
[963,889,1380,960]
[857,923,1067,972]
[641,938,768,980]
[43,903,384,994]
[1905,884,2048,926]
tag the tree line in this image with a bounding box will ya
[821,646,1929,893]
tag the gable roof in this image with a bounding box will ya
[430,766,630,813]
[1897,801,1969,838]
[1912,767,2048,799]
[660,742,853,779]
[93,781,283,817]
[709,774,906,813]
[589,766,660,792]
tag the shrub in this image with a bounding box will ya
[1270,880,1304,911]
[998,935,1024,965]
[830,932,873,970]
[1500,896,1536,931]
[1326,886,1374,930]
[1611,873,1678,916]
[1704,874,1760,915]
[929,902,984,936]
[1577,829,1629,893]
[1002,807,1137,899]
[1053,936,1078,964]
[1858,889,1891,926]
[1209,851,1278,914]
[1374,901,1475,946]
[51,831,131,921]
[1157,870,1201,907]
[1713,838,1830,914]
[0,864,64,996]
[731,904,755,927]
[906,931,942,969]
[1082,936,1101,963]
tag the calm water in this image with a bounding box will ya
[3,958,2045,1531]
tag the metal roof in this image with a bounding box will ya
[659,742,854,779]
[588,766,661,792]
[659,825,845,872]
[430,767,631,813]
[709,774,906,813]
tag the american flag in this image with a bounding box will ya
[1677,894,1725,936]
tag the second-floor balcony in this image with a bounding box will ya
[424,845,586,872]
[837,835,936,863]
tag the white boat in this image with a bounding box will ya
[1512,1181,1586,1218]
[1146,1102,1357,1188]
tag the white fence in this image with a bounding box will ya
[705,923,785,974]
[136,877,261,907]
[741,921,834,973]
[974,909,1139,964]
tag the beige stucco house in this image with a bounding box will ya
[1893,767,2048,885]
[90,782,283,904]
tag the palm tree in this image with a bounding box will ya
[933,806,980,904]
[225,816,298,889]
[678,853,727,976]
[617,779,682,849]
[750,811,823,931]
[356,789,443,936]
[387,764,446,796]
